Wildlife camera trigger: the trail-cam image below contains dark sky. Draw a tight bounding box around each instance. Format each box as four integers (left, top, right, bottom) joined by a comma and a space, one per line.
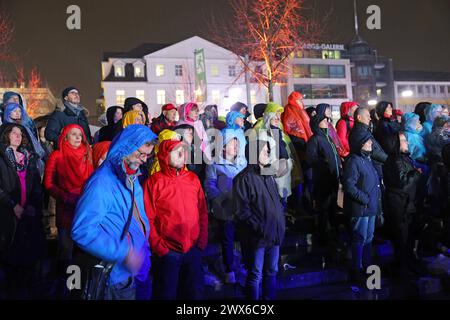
3, 0, 450, 116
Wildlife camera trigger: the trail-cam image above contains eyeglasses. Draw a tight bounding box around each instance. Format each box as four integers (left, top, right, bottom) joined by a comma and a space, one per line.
135, 148, 152, 161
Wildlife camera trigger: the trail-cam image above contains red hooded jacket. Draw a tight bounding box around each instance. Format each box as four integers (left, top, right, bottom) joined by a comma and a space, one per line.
143, 140, 208, 257
335, 102, 358, 158
282, 92, 313, 142
44, 124, 93, 229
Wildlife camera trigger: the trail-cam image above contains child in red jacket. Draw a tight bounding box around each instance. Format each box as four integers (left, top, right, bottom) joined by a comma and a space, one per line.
143, 139, 208, 300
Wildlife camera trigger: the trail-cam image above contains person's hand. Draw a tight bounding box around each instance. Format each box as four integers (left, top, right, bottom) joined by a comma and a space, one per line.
13, 204, 24, 220
124, 249, 144, 275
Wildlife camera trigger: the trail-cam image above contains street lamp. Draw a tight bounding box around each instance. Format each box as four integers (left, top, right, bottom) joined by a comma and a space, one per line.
368, 99, 377, 106
401, 90, 413, 98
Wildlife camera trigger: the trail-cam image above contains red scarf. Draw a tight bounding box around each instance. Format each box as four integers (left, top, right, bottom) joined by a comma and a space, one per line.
57, 124, 93, 194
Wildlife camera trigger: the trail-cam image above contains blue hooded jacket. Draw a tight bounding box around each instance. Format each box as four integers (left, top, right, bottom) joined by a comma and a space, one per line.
221, 111, 247, 169
205, 130, 244, 221
72, 124, 157, 285
402, 112, 426, 161
422, 104, 443, 138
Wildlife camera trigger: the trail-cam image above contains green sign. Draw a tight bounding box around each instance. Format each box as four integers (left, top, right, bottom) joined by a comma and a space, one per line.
194, 49, 207, 102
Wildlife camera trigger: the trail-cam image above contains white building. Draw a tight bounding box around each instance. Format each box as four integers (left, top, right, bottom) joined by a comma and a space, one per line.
101, 36, 278, 118
394, 71, 450, 113
284, 44, 353, 121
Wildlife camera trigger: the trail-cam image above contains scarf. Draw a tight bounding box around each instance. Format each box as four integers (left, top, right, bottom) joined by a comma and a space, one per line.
5, 146, 29, 172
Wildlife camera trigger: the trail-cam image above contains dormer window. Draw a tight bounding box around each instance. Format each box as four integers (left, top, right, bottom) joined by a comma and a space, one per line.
133, 61, 145, 78
114, 64, 125, 77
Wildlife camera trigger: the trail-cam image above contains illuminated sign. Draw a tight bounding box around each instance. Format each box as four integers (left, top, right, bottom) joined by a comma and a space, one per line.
303, 44, 346, 51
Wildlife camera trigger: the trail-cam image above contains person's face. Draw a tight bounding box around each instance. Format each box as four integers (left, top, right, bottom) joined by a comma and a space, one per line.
113, 109, 123, 123
125, 143, 154, 170
66, 128, 83, 148
310, 110, 317, 117
189, 107, 199, 121
183, 129, 194, 145
169, 144, 187, 169
7, 95, 20, 104
325, 107, 332, 118
270, 115, 280, 127
225, 138, 238, 159
385, 104, 393, 117
235, 117, 244, 128
319, 118, 328, 129
397, 115, 402, 123
164, 109, 177, 122
358, 109, 371, 126
211, 107, 218, 118
10, 107, 22, 121
361, 139, 373, 152
9, 127, 23, 148
132, 103, 143, 112
442, 107, 449, 117
239, 107, 247, 116
416, 121, 423, 133
399, 133, 408, 153
39, 126, 46, 141
258, 143, 270, 167
65, 90, 81, 104
134, 114, 144, 125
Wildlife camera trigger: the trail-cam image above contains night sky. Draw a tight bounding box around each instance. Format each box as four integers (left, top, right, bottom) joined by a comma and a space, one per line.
2, 0, 450, 116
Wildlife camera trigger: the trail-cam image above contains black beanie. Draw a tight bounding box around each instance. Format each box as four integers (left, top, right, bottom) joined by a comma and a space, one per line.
62, 86, 79, 100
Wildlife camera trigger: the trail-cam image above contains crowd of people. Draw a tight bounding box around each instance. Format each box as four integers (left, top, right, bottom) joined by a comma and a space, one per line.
0, 86, 449, 300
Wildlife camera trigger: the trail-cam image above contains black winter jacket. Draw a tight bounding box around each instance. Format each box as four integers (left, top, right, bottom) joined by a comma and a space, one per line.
233, 164, 285, 247
45, 102, 92, 145
343, 129, 381, 218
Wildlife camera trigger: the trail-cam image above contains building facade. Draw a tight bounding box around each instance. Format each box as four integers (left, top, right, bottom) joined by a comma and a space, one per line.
394, 71, 450, 113
101, 36, 278, 118
285, 43, 353, 120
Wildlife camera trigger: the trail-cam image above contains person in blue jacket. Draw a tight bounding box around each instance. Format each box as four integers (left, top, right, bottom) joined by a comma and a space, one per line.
344, 128, 381, 286
422, 104, 443, 139
71, 124, 157, 300
221, 111, 247, 170
402, 112, 427, 163
204, 130, 245, 284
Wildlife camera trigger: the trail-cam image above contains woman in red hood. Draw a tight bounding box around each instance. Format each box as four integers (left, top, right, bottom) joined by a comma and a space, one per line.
143, 139, 208, 300
282, 92, 313, 143
44, 124, 93, 267
335, 101, 359, 159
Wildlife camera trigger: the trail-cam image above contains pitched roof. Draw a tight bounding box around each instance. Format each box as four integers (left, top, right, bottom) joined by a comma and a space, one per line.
103, 43, 172, 61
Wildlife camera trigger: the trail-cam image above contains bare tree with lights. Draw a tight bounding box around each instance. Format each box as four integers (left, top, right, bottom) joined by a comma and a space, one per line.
209, 0, 327, 101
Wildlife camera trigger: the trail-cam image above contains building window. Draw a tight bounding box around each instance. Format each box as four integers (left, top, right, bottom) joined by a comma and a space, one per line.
157, 90, 166, 105
322, 50, 341, 59
115, 65, 125, 77
439, 85, 446, 95
116, 90, 125, 105
418, 85, 424, 96
228, 66, 236, 77
293, 84, 347, 99
175, 65, 183, 77
156, 64, 165, 77
250, 90, 257, 105
357, 66, 372, 77
134, 65, 144, 78
211, 65, 219, 77
175, 90, 185, 104
292, 65, 310, 78
310, 65, 329, 78
212, 90, 221, 104
431, 85, 437, 96
329, 65, 345, 78
447, 86, 450, 95
136, 90, 145, 102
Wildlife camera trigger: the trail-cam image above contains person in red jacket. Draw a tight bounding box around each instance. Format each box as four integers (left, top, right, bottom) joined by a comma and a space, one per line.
335, 101, 359, 159
143, 139, 208, 300
43, 124, 93, 297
